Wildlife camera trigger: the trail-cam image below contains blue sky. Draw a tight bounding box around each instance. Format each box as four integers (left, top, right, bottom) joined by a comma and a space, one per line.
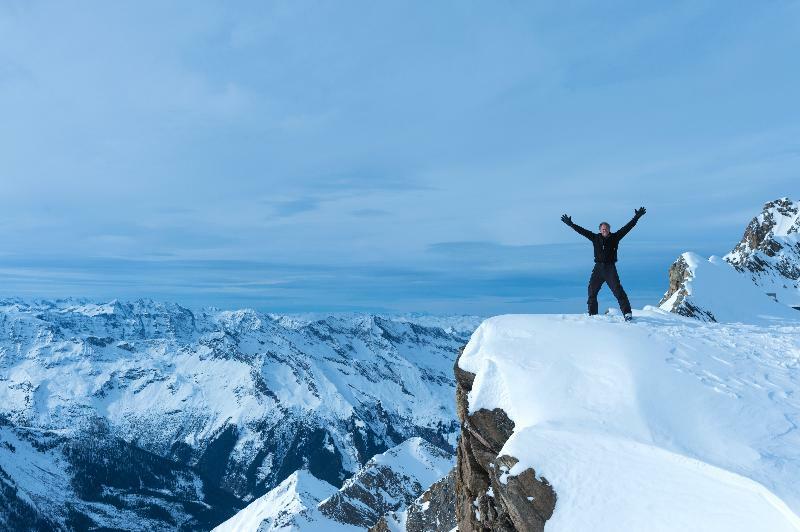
1, 1, 798, 314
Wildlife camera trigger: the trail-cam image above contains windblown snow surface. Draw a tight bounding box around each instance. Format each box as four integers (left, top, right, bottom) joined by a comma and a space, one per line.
459, 308, 800, 532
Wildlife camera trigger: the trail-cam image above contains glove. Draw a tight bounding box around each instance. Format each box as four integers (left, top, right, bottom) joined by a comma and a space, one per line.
634, 207, 646, 218
561, 214, 572, 225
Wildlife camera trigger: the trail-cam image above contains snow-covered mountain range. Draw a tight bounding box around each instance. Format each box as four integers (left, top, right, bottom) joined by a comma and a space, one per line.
0, 299, 479, 530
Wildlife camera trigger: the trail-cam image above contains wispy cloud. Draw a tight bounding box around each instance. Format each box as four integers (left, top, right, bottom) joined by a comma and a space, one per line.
266, 197, 322, 217
350, 208, 388, 218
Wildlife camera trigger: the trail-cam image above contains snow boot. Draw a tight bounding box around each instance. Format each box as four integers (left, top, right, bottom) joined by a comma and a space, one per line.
624, 313, 633, 322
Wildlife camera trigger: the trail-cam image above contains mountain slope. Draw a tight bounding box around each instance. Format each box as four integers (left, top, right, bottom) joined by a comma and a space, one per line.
319, 437, 452, 527
0, 418, 240, 531
456, 311, 800, 531
215, 437, 453, 531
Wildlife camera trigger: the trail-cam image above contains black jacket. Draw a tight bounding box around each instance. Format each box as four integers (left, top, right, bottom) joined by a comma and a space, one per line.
567, 215, 640, 263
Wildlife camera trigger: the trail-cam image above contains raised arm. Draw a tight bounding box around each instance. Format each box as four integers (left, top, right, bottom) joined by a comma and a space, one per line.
615, 207, 646, 240
561, 214, 594, 240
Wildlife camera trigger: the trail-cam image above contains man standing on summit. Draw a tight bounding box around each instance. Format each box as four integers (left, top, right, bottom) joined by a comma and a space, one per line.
561, 207, 646, 321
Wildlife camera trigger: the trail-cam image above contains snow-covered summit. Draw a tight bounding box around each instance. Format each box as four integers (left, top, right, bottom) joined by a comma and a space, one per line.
457, 311, 800, 531
724, 197, 800, 307
212, 469, 351, 532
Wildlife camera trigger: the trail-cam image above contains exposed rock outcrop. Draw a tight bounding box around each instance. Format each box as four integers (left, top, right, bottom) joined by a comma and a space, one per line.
319, 437, 452, 528
658, 254, 717, 321
369, 468, 457, 532
454, 350, 556, 531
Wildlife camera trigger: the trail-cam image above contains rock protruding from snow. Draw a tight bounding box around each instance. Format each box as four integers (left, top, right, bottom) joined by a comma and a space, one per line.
724, 197, 800, 307
318, 437, 453, 528
454, 349, 555, 532
658, 252, 798, 323
457, 313, 800, 532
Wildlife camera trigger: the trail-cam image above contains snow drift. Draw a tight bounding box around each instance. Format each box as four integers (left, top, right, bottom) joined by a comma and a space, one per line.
458, 310, 800, 531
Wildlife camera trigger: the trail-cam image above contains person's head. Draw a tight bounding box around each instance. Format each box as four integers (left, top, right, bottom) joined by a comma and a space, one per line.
599, 222, 610, 237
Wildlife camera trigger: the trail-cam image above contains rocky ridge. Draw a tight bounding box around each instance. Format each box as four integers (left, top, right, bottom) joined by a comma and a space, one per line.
318, 437, 452, 527
369, 468, 457, 532
214, 437, 452, 531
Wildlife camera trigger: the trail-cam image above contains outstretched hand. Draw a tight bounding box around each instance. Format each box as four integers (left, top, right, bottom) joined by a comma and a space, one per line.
561, 214, 572, 225
634, 206, 646, 218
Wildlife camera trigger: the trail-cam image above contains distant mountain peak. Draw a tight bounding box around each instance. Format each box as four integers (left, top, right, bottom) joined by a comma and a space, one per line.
212, 469, 343, 532
724, 197, 800, 306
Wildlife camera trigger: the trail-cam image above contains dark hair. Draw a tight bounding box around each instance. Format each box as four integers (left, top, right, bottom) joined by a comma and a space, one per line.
599, 222, 610, 230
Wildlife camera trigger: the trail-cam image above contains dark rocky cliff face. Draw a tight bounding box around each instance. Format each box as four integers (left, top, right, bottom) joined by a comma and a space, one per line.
454, 350, 556, 531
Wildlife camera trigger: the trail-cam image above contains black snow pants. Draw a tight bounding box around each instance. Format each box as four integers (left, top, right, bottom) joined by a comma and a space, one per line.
588, 263, 632, 316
